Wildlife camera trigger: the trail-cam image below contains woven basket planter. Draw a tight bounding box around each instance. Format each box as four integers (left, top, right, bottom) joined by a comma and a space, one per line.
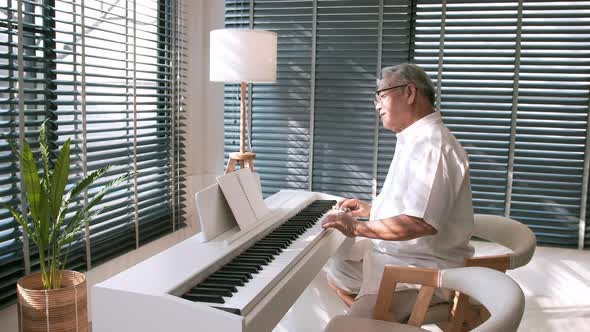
17, 270, 88, 332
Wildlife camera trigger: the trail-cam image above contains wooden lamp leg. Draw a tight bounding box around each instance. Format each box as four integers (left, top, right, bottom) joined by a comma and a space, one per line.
225, 158, 237, 173
225, 81, 256, 174
225, 152, 256, 174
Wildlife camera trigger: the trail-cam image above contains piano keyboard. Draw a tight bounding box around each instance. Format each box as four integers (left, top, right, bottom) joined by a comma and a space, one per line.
178, 200, 336, 315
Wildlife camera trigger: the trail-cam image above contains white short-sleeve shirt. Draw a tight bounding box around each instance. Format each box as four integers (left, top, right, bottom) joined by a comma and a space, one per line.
359, 111, 475, 297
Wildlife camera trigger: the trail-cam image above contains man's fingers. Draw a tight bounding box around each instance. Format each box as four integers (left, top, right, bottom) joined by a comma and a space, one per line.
336, 199, 354, 211
322, 218, 337, 228
322, 214, 343, 229
335, 199, 347, 209
321, 214, 335, 226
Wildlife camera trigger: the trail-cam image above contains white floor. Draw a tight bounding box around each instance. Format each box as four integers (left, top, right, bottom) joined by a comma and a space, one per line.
275, 242, 590, 332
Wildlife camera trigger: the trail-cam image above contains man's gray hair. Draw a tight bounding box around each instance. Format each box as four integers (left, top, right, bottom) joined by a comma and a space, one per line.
380, 63, 435, 106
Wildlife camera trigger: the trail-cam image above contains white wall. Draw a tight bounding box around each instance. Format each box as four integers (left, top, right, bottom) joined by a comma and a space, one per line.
184, 0, 226, 227
0, 1, 225, 330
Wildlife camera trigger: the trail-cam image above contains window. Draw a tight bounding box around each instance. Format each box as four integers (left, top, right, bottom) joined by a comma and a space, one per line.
415, 0, 590, 248
0, 0, 186, 308
224, 0, 590, 249
224, 0, 413, 200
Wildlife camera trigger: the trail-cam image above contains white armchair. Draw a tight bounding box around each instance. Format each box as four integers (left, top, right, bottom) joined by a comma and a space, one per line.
324, 266, 525, 332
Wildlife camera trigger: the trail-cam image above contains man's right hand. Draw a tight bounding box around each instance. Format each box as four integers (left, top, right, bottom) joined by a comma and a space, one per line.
335, 198, 371, 218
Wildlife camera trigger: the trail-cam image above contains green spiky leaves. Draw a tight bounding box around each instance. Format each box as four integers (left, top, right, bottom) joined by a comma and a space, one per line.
5, 121, 129, 289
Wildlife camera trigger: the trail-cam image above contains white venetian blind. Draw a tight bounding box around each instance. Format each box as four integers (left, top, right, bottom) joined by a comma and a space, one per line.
0, 0, 186, 307
224, 0, 590, 249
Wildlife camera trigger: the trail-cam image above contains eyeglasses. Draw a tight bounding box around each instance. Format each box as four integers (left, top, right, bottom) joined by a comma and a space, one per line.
374, 84, 409, 106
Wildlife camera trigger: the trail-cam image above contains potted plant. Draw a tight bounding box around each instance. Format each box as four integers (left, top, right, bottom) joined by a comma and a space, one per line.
6, 122, 127, 332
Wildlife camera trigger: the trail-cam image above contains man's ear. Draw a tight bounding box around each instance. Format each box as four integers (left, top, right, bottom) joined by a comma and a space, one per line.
406, 83, 417, 105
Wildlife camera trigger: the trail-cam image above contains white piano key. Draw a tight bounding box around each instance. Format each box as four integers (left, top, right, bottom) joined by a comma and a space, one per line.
214, 213, 332, 315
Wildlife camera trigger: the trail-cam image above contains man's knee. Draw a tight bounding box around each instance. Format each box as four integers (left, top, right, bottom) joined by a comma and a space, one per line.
325, 258, 362, 295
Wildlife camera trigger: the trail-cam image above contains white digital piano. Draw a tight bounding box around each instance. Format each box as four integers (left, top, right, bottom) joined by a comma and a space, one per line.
91, 176, 353, 332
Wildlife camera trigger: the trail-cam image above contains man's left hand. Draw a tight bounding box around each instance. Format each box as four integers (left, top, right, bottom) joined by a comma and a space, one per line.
321, 212, 359, 237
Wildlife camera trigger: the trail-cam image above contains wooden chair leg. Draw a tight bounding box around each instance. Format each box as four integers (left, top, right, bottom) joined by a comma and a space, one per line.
461, 303, 486, 331
445, 291, 469, 332
407, 286, 436, 327
477, 306, 491, 326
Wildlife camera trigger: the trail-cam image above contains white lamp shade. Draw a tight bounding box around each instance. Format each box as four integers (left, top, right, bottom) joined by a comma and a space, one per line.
210, 29, 277, 83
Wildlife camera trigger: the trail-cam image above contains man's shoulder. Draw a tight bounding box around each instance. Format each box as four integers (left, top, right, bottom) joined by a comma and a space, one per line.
413, 125, 470, 165
438, 125, 468, 154
412, 125, 445, 151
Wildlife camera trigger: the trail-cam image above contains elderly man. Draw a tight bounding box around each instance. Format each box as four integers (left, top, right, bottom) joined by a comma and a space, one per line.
321, 63, 474, 320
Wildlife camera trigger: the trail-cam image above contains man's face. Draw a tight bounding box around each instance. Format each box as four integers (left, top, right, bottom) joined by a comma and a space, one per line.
375, 79, 409, 133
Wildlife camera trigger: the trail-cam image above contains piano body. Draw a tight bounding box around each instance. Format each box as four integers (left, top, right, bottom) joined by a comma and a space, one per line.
91, 185, 353, 332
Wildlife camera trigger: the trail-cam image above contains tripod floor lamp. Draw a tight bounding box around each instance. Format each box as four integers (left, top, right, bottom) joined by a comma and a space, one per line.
209, 29, 277, 174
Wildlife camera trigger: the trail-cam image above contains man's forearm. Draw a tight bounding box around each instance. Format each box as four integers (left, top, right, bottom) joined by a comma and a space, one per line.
353, 214, 437, 241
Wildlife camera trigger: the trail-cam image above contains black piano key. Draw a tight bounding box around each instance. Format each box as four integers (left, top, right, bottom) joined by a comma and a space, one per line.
235, 254, 271, 261
237, 253, 273, 262
239, 251, 275, 257
246, 245, 281, 251
263, 234, 294, 241
212, 306, 241, 316
286, 222, 314, 228
247, 247, 281, 255
188, 287, 233, 297
266, 236, 295, 242
274, 223, 306, 228
282, 224, 312, 229
204, 277, 245, 286
261, 236, 292, 242
270, 228, 301, 235
178, 199, 338, 309
266, 230, 296, 236
210, 271, 250, 281
299, 214, 324, 218
232, 257, 269, 265
291, 216, 319, 221
288, 219, 316, 224
289, 222, 312, 226
278, 222, 310, 227
216, 269, 253, 280
225, 263, 261, 273
249, 248, 282, 256
270, 229, 300, 235
273, 230, 305, 237
183, 293, 225, 304
290, 216, 318, 221
256, 240, 289, 249
274, 227, 305, 234
243, 250, 279, 258
220, 266, 257, 276
277, 223, 308, 228
198, 282, 238, 293
252, 241, 286, 247
227, 260, 264, 270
